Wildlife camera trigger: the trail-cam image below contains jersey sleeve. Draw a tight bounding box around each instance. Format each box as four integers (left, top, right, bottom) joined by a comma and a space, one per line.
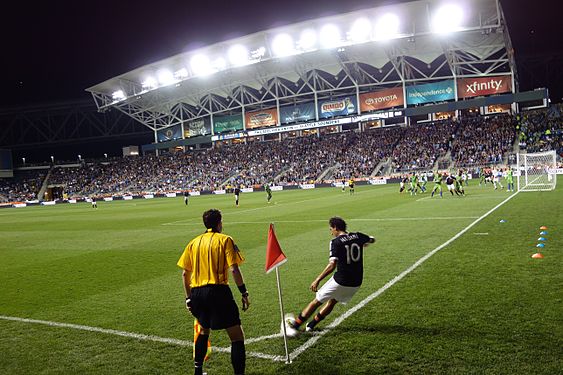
225, 237, 244, 267
177, 241, 193, 271
329, 240, 338, 263
357, 232, 373, 245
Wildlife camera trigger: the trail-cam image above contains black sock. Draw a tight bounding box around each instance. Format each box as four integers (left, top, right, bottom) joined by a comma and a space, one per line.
194, 333, 208, 375
307, 313, 325, 329
231, 340, 245, 375
294, 313, 307, 327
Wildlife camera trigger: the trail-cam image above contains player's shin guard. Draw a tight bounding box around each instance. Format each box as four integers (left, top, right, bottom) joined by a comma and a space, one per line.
194, 333, 209, 375
231, 340, 245, 375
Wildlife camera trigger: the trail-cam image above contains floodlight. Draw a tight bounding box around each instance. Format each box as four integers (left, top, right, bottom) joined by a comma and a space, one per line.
432, 4, 464, 34
349, 18, 372, 43
272, 33, 295, 57
319, 24, 342, 49
141, 77, 157, 90
190, 54, 212, 76
298, 29, 317, 50
174, 68, 189, 80
374, 13, 400, 40
157, 69, 176, 86
228, 44, 249, 66
112, 90, 125, 101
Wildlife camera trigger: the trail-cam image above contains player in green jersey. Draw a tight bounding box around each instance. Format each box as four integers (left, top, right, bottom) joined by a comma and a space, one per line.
431, 171, 443, 198
505, 167, 514, 192
410, 174, 418, 196
455, 170, 465, 196
479, 168, 485, 186
265, 183, 272, 203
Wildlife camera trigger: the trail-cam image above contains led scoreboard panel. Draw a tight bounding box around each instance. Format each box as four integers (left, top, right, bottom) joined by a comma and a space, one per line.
0, 149, 13, 178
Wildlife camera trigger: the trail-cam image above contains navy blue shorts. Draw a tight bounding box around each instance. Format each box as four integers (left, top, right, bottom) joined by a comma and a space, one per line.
190, 285, 241, 330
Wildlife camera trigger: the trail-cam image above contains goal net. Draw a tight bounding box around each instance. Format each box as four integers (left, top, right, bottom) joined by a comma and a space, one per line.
517, 150, 557, 191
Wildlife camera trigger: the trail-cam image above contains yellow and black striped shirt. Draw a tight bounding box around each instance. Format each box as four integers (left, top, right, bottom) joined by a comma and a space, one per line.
177, 229, 244, 287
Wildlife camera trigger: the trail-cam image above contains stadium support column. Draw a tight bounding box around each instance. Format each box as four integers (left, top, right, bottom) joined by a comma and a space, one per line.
153, 128, 159, 156
510, 70, 517, 114
453, 74, 459, 120
402, 81, 408, 126
356, 85, 362, 133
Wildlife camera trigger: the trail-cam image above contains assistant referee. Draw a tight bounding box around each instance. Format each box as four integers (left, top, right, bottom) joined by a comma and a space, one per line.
177, 209, 250, 375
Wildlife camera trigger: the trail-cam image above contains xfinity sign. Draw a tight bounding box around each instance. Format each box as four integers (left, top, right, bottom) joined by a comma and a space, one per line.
457, 75, 512, 99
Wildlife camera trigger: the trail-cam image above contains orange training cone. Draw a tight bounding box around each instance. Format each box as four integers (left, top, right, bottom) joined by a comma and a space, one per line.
531, 252, 544, 259
539, 226, 548, 230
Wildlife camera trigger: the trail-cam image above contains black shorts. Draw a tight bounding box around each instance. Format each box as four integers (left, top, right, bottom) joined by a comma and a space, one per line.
190, 285, 241, 330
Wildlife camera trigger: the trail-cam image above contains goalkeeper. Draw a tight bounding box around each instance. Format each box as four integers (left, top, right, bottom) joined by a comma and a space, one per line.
505, 166, 514, 192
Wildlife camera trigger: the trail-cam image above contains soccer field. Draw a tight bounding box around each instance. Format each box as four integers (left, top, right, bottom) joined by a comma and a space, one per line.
0, 183, 561, 374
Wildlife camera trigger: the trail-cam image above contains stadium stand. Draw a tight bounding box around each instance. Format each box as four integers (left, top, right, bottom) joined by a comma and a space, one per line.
0, 170, 46, 203
451, 114, 517, 167
519, 104, 563, 155
2, 111, 562, 203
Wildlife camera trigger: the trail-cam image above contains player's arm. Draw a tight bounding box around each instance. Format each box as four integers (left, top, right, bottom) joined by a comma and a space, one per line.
363, 236, 376, 247
310, 260, 336, 292
229, 264, 250, 311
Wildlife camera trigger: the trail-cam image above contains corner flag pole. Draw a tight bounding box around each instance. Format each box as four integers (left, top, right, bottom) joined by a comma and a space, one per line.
266, 222, 290, 364
275, 265, 291, 364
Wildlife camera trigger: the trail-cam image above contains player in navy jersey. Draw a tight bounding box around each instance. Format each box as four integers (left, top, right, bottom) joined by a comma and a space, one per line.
288, 217, 375, 331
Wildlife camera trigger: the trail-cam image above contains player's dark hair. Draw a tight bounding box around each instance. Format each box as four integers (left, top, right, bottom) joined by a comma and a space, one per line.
203, 209, 222, 231
329, 217, 347, 231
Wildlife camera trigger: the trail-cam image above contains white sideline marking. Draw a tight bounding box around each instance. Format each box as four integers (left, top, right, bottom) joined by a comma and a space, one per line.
163, 216, 479, 226
288, 191, 520, 362
473, 232, 489, 235
0, 315, 280, 361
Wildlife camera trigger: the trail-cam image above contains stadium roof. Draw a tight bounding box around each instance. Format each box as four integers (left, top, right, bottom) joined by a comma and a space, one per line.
87, 0, 514, 132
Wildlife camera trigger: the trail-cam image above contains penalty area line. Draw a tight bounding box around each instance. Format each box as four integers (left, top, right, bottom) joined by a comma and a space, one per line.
288, 191, 520, 362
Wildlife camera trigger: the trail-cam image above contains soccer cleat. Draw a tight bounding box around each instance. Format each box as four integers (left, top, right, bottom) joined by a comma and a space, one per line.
305, 326, 314, 332
286, 318, 299, 330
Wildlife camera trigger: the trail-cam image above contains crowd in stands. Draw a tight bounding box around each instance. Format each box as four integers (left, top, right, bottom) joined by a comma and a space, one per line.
2, 108, 561, 202
451, 114, 516, 167
391, 121, 458, 172
332, 127, 403, 180
518, 104, 563, 156
0, 170, 46, 203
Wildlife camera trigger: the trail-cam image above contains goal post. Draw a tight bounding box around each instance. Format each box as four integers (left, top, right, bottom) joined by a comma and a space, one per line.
516, 150, 557, 192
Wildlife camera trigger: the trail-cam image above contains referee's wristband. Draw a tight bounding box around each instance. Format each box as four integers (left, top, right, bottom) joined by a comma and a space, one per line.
237, 284, 248, 295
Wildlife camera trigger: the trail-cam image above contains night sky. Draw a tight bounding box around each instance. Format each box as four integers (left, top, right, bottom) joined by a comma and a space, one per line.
1, 0, 561, 108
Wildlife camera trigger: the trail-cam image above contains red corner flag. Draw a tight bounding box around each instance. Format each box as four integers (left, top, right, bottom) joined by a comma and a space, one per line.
265, 224, 287, 273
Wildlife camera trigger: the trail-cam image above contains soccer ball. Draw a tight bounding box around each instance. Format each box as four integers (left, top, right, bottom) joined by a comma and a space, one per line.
282, 313, 300, 338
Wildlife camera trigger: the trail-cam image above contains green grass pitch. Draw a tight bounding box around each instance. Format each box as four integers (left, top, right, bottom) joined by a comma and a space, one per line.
0, 183, 561, 374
